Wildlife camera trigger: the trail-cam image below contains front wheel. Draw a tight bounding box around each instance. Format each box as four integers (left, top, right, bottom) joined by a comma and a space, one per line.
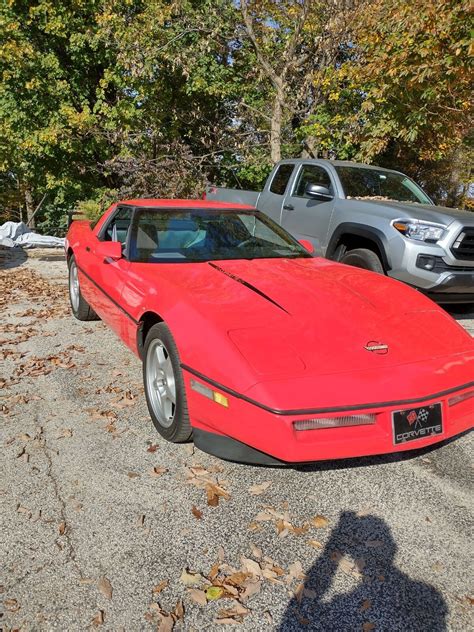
340, 248, 385, 274
143, 323, 192, 442
68, 256, 99, 321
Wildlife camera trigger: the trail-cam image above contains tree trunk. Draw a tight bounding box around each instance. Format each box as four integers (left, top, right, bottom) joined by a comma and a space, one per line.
270, 90, 284, 164
25, 186, 35, 228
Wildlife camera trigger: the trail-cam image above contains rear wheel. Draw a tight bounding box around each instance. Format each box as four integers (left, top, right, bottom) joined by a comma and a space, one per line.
143, 323, 192, 442
340, 248, 385, 274
68, 256, 99, 320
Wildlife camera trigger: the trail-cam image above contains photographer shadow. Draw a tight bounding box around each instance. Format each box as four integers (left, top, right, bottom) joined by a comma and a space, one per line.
279, 511, 447, 631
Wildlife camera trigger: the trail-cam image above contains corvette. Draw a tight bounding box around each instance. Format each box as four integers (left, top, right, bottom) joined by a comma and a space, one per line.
65, 199, 474, 464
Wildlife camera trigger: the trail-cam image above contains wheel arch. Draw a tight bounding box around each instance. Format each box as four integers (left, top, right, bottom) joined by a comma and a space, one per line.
326, 223, 392, 271
137, 311, 165, 359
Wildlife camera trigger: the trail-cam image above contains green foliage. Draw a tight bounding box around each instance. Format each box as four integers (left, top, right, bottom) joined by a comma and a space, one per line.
0, 0, 471, 222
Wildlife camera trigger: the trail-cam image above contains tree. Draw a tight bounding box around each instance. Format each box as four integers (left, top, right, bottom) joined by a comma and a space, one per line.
349, 0, 472, 162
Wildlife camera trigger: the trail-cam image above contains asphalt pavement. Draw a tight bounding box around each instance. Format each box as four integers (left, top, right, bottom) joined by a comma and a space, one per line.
1, 249, 473, 631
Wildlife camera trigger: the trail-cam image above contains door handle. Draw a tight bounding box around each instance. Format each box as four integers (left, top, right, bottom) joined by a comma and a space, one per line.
283, 204, 294, 211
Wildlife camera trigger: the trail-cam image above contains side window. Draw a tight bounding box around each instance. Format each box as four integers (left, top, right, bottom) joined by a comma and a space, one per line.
294, 165, 332, 198
101, 207, 133, 245
269, 164, 294, 195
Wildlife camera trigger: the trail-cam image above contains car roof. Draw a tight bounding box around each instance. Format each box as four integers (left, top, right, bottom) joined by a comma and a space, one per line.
120, 198, 255, 210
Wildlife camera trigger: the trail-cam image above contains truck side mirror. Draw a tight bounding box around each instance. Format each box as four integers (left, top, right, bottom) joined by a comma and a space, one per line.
305, 183, 333, 201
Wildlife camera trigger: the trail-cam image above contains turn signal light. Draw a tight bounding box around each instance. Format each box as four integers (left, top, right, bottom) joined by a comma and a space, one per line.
190, 379, 229, 407
448, 389, 474, 407
293, 414, 376, 431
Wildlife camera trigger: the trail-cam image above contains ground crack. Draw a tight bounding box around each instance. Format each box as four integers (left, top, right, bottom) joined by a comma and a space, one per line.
37, 425, 86, 580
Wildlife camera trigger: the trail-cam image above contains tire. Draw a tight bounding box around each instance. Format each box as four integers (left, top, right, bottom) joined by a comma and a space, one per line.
68, 255, 99, 321
143, 322, 192, 443
340, 248, 385, 274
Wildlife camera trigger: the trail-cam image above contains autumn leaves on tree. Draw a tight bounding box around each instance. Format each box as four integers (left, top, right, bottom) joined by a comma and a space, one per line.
0, 0, 471, 229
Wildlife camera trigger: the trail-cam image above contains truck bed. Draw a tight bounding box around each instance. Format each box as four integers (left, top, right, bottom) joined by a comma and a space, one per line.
204, 186, 260, 208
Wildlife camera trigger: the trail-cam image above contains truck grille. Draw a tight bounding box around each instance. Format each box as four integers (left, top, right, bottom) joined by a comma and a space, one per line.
451, 227, 474, 260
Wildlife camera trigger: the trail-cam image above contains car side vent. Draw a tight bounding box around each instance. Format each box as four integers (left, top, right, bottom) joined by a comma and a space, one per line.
208, 262, 290, 314
451, 227, 474, 260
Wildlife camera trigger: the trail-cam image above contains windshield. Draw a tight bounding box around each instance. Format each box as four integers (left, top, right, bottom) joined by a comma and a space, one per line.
335, 166, 432, 205
128, 208, 311, 263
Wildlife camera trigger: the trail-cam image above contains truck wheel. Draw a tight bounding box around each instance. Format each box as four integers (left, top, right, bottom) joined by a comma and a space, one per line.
341, 248, 385, 274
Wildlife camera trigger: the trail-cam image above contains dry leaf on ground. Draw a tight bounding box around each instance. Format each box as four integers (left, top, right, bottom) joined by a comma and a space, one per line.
248, 481, 271, 495
98, 576, 113, 599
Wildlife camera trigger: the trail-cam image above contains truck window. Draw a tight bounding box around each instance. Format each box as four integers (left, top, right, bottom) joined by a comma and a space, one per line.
269, 164, 294, 195
294, 165, 332, 198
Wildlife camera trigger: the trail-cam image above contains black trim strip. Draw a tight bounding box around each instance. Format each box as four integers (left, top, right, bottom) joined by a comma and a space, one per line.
181, 364, 474, 416
77, 264, 139, 325
208, 262, 290, 314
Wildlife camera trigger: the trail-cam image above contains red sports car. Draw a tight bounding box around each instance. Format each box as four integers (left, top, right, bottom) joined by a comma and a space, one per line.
65, 199, 474, 464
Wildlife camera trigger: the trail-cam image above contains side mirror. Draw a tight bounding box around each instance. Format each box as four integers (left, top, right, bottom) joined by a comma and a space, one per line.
95, 240, 122, 260
299, 239, 315, 254
305, 183, 333, 201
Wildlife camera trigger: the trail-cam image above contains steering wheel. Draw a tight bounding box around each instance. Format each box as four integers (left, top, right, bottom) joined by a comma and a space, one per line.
236, 237, 255, 249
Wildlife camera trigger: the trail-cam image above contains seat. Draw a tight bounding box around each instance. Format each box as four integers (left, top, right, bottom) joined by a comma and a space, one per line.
131, 222, 159, 261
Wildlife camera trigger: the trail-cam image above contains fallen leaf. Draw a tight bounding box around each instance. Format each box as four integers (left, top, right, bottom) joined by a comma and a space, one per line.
250, 544, 262, 559
241, 557, 261, 577
4, 598, 19, 612
206, 586, 224, 601
189, 588, 207, 605
307, 539, 323, 549
360, 599, 371, 612
57, 428, 73, 438
311, 515, 329, 528
150, 466, 168, 477
147, 444, 159, 452
152, 580, 169, 594
237, 579, 262, 600
192, 505, 203, 520
127, 471, 140, 478
98, 576, 113, 600
180, 569, 203, 586
248, 481, 271, 495
174, 599, 184, 620
157, 613, 174, 632
362, 623, 375, 631
58, 521, 66, 535
92, 610, 105, 626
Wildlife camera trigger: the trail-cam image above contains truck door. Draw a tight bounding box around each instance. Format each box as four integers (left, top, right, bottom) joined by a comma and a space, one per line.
257, 163, 295, 223
280, 164, 335, 255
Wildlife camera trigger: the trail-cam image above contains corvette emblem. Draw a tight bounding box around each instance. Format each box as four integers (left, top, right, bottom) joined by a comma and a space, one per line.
364, 341, 389, 355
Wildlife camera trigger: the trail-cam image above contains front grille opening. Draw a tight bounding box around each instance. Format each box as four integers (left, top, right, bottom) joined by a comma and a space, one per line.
451, 228, 474, 260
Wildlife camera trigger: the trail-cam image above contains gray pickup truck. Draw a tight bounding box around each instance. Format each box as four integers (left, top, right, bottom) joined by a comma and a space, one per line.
205, 159, 474, 303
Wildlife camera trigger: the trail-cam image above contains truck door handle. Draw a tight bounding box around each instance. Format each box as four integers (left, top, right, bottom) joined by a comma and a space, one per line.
283, 204, 294, 211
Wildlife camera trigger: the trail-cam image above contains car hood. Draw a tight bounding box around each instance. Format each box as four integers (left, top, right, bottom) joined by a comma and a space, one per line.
152, 257, 472, 382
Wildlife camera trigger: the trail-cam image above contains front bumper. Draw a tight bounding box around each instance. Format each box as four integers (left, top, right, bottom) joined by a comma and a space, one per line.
388, 230, 474, 303
184, 369, 473, 464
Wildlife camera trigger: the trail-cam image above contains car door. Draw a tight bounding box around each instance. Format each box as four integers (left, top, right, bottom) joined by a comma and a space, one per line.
257, 162, 295, 223
89, 206, 133, 338
280, 164, 335, 254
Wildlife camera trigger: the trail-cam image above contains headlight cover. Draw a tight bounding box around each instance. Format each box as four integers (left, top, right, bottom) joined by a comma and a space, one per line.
392, 219, 446, 243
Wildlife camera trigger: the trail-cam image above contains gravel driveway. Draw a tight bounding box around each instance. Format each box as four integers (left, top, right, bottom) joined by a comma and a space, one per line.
1, 249, 473, 631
